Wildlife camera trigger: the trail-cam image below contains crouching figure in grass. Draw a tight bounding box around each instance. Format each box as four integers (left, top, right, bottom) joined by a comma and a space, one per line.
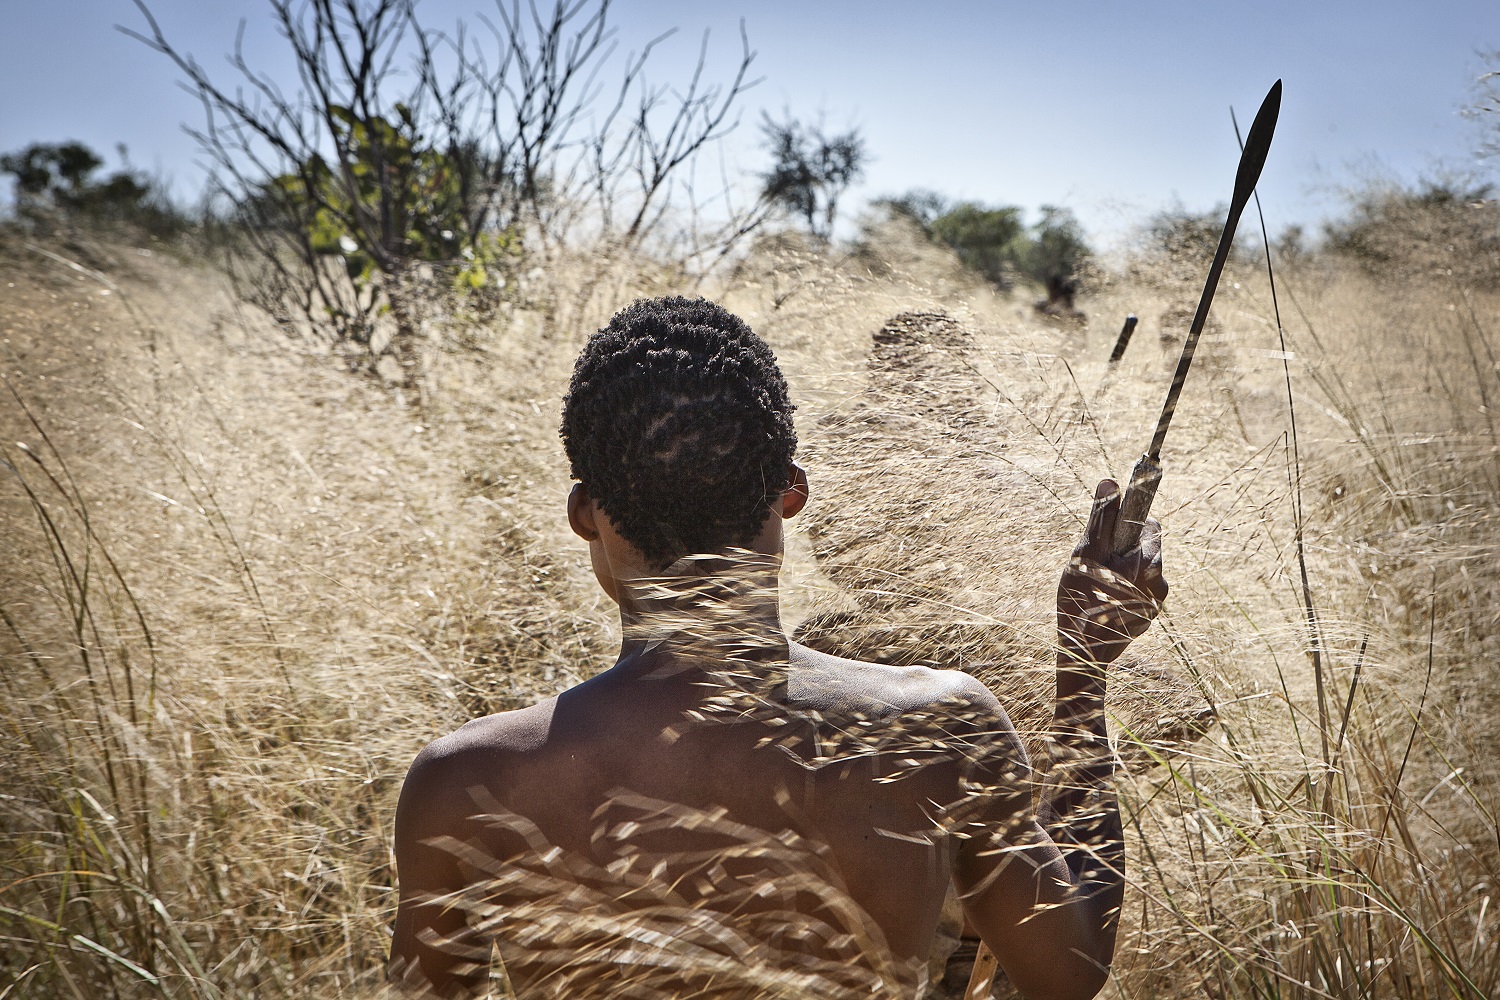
388, 297, 1167, 1000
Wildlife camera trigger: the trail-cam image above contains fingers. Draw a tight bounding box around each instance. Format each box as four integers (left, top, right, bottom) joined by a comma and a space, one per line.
1069, 511, 1167, 604
1071, 483, 1168, 609
1081, 479, 1120, 557
1137, 518, 1169, 604
1060, 493, 1169, 663
1137, 516, 1161, 564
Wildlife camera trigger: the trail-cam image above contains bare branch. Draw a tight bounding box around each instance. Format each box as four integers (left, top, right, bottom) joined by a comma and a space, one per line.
122, 0, 768, 351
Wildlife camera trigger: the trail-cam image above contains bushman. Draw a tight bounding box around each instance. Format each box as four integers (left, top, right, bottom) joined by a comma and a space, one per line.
389, 297, 1167, 999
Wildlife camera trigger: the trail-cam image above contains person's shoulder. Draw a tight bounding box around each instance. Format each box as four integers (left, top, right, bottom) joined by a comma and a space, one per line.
408, 698, 558, 782
787, 641, 1005, 719
785, 642, 1029, 775
395, 699, 560, 834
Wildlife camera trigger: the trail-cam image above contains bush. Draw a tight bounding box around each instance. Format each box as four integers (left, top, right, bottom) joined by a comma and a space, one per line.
1126, 204, 1231, 289
873, 191, 1092, 299
125, 0, 758, 355
1323, 179, 1500, 289
0, 140, 189, 236
928, 202, 1024, 287
1012, 204, 1091, 301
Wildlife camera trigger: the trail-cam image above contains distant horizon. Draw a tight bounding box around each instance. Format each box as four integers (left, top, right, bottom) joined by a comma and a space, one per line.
2, 1, 1494, 248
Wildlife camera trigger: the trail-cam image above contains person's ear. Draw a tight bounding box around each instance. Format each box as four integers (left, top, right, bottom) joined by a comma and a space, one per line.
780, 462, 809, 519
568, 483, 600, 541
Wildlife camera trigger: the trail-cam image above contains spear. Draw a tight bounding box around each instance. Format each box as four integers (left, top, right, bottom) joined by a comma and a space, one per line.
1112, 79, 1282, 554
963, 80, 1283, 1000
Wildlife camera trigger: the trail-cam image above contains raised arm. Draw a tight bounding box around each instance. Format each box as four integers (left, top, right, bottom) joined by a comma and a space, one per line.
953, 479, 1166, 1000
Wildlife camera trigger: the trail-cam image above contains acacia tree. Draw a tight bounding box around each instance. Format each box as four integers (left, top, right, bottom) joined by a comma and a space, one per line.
0, 141, 184, 234
123, 0, 759, 366
1, 143, 116, 216
758, 113, 865, 241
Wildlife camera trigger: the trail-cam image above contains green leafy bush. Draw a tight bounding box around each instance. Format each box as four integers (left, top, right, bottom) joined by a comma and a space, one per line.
876, 191, 1092, 297
928, 202, 1024, 287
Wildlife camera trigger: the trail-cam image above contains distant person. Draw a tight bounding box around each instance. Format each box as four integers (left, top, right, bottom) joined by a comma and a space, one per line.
388, 297, 1167, 999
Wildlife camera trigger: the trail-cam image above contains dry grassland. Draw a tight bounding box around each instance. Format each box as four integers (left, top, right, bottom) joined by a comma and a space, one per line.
2, 217, 1497, 998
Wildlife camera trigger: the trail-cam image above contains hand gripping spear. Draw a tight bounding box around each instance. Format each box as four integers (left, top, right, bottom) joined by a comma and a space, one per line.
1111, 79, 1282, 554
962, 81, 1282, 1000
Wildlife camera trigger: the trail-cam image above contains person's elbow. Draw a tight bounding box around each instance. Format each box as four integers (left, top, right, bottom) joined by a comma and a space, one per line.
1058, 966, 1110, 1000
1012, 955, 1110, 1000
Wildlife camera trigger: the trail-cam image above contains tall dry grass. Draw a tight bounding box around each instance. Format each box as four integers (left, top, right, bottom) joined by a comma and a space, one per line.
1, 214, 1497, 999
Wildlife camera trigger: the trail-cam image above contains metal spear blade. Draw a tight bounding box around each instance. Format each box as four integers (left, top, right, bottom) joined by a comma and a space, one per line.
1112, 79, 1282, 555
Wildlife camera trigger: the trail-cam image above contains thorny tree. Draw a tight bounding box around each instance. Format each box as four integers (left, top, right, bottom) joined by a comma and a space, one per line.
123, 0, 761, 382
758, 113, 866, 242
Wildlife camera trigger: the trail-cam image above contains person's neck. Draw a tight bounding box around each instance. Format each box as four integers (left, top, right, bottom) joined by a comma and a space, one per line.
614, 549, 787, 662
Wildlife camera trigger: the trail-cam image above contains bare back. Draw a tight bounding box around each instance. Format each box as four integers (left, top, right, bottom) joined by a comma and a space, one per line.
391, 639, 1030, 998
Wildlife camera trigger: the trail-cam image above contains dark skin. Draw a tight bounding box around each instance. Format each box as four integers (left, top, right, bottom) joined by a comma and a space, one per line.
389, 468, 1166, 1000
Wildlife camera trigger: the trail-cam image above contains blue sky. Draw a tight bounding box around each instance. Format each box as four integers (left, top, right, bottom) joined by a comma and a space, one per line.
1, 1, 1495, 244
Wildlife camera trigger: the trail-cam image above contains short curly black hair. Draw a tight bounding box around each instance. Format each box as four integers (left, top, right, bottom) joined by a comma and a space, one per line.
560, 296, 798, 568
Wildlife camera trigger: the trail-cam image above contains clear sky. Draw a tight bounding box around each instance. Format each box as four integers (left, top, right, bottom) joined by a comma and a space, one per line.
2, 0, 1495, 245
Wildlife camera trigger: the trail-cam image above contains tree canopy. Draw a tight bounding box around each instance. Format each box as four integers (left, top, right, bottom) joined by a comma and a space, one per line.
759, 114, 866, 241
